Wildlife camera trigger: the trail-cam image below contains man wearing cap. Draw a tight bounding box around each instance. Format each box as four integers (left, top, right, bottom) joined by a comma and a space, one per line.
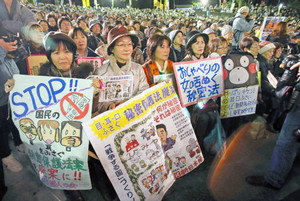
232, 6, 254, 49
88, 19, 104, 51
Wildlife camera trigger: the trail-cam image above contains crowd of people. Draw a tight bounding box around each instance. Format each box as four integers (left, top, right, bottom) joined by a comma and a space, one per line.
1, 0, 300, 200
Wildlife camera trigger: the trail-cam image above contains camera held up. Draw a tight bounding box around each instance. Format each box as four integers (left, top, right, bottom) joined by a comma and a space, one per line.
2, 32, 29, 63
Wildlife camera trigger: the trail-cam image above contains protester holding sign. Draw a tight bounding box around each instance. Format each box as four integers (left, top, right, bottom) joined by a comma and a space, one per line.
142, 34, 174, 87
180, 31, 222, 151
95, 25, 149, 113
37, 31, 106, 200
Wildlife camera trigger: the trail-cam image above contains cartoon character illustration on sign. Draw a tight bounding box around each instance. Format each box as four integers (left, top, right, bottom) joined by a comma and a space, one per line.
60, 121, 82, 151
174, 157, 182, 167
186, 138, 201, 158
142, 178, 150, 189
19, 118, 38, 145
37, 120, 60, 148
125, 134, 139, 152
156, 124, 176, 152
222, 53, 258, 89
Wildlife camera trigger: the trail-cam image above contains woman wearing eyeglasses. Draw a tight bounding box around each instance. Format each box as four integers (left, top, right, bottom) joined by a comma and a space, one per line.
209, 37, 229, 57
95, 25, 149, 113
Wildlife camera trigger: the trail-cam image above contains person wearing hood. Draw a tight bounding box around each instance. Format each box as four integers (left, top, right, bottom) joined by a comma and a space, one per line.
168, 30, 186, 62
232, 6, 254, 49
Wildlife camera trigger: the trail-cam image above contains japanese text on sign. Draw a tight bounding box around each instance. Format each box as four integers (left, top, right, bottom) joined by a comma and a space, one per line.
220, 86, 259, 118
173, 57, 224, 107
90, 82, 177, 140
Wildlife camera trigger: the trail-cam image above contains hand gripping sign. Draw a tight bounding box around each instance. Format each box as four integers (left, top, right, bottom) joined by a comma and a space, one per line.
9, 75, 93, 190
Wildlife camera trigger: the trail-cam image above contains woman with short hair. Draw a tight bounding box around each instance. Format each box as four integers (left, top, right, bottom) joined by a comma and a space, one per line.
142, 34, 174, 87
95, 25, 149, 112
69, 27, 99, 58
183, 30, 209, 61
209, 36, 228, 57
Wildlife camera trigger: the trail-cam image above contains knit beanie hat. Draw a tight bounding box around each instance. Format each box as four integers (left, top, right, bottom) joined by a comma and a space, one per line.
238, 6, 250, 14
258, 41, 275, 55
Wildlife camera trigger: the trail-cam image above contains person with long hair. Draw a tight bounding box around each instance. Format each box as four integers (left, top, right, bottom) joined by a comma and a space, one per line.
266, 21, 290, 48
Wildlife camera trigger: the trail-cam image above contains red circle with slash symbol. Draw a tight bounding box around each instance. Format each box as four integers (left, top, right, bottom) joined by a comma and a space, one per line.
60, 92, 89, 120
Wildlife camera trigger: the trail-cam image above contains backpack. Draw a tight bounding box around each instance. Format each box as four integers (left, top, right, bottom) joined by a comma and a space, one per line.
227, 16, 242, 26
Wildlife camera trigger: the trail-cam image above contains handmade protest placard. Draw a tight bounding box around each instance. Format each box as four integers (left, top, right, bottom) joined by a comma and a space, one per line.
83, 82, 203, 201
9, 74, 93, 190
76, 57, 103, 72
87, 75, 133, 102
259, 16, 285, 41
220, 85, 259, 118
26, 54, 48, 75
173, 57, 224, 107
222, 53, 259, 89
